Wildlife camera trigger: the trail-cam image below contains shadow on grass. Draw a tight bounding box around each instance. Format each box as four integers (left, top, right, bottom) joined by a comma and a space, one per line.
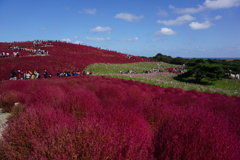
173, 76, 214, 85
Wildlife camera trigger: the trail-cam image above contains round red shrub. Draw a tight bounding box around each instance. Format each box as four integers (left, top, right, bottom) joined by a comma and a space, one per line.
1, 107, 76, 159
93, 106, 154, 159
61, 89, 101, 119
154, 107, 240, 160
123, 85, 154, 111
0, 90, 25, 112
26, 85, 66, 108
95, 83, 127, 107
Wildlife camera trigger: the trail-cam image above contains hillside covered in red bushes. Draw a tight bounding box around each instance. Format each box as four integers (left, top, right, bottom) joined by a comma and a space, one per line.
0, 76, 239, 159
0, 40, 147, 80
0, 40, 239, 159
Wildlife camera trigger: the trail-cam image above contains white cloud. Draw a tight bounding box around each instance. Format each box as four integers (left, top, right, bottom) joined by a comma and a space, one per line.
85, 37, 111, 41
204, 0, 240, 9
115, 13, 144, 22
169, 5, 204, 14
74, 36, 79, 39
79, 8, 96, 15
126, 37, 139, 41
90, 26, 112, 32
74, 41, 82, 44
157, 15, 196, 26
156, 28, 176, 36
215, 15, 222, 20
189, 21, 212, 30
157, 9, 168, 16
169, 0, 240, 15
61, 39, 71, 43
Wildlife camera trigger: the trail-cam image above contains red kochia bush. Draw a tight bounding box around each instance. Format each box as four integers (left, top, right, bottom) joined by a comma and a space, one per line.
0, 90, 25, 112
1, 107, 76, 159
154, 107, 240, 160
26, 85, 66, 108
93, 106, 154, 159
95, 83, 127, 107
0, 76, 239, 159
1, 106, 153, 159
61, 89, 101, 119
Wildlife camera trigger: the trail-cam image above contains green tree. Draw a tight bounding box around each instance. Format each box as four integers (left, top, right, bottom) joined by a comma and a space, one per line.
177, 59, 225, 83
150, 53, 173, 63
172, 57, 187, 65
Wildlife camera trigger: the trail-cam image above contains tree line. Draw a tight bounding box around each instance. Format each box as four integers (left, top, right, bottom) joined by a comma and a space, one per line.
148, 53, 240, 83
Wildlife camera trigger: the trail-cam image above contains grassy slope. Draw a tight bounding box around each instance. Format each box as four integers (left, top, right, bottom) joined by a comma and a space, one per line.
85, 62, 178, 73
85, 62, 240, 97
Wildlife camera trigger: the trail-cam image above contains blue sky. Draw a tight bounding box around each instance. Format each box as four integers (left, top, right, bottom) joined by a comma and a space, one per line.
0, 0, 240, 58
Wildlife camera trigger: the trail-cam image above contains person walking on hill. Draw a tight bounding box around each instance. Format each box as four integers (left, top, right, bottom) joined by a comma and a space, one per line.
17, 70, 23, 80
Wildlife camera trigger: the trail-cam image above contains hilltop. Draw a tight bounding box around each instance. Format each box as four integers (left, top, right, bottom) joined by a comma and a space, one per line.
0, 40, 148, 80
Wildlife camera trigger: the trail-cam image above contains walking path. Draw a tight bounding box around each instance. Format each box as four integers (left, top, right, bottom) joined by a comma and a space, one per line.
0, 108, 11, 139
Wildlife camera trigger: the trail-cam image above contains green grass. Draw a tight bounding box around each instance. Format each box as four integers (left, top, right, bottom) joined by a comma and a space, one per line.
85, 62, 179, 74
85, 62, 240, 97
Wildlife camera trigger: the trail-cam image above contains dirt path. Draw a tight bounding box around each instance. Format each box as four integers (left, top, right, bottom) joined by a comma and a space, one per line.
0, 108, 11, 139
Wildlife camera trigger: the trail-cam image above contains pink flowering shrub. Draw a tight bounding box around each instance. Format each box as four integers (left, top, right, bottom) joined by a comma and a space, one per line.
0, 76, 239, 159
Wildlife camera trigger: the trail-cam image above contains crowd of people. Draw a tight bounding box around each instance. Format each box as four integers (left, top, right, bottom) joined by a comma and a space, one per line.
1, 52, 11, 57
57, 70, 93, 77
1, 51, 21, 58
8, 70, 93, 80
119, 68, 164, 74
8, 45, 49, 55
9, 70, 51, 80
0, 41, 49, 59
1, 47, 48, 59
126, 54, 136, 60
33, 40, 43, 47
33, 40, 52, 47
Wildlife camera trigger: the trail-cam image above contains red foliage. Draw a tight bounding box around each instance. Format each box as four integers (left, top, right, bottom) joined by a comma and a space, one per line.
0, 42, 239, 159
0, 90, 25, 112
61, 89, 101, 119
0, 76, 239, 159
154, 107, 240, 160
0, 41, 148, 80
